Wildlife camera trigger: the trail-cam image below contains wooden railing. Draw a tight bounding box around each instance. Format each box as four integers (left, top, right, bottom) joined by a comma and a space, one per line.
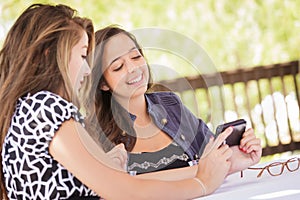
153, 60, 300, 156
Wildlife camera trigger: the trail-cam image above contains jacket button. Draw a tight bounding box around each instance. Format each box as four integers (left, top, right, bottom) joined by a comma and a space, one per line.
161, 118, 168, 125
180, 134, 186, 141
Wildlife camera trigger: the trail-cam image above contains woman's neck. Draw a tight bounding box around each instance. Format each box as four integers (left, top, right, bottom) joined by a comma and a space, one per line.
115, 94, 148, 123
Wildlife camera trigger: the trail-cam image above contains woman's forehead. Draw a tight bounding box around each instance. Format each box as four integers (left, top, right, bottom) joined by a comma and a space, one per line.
102, 33, 137, 66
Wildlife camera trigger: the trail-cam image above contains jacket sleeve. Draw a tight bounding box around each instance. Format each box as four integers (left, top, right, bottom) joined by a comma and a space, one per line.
168, 92, 214, 157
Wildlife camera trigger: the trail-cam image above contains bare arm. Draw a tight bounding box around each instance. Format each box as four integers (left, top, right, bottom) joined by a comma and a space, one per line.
139, 127, 262, 185
49, 119, 203, 199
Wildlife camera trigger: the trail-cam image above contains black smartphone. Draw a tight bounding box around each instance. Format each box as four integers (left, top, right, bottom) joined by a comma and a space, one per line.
215, 119, 246, 146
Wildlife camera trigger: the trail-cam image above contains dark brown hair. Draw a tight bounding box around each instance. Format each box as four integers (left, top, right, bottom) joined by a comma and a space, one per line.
90, 25, 153, 152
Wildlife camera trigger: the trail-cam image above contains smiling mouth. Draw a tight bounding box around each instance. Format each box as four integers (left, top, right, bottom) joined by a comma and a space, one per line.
127, 74, 143, 85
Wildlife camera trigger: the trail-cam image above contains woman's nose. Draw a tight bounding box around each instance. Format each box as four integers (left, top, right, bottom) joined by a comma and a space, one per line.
125, 60, 137, 73
83, 60, 91, 76
85, 66, 91, 76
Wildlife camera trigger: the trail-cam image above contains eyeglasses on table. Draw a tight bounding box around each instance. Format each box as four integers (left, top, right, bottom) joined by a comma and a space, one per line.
240, 157, 300, 178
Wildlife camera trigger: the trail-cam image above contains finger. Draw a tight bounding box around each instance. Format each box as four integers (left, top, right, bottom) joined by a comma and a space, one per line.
205, 136, 215, 149
214, 126, 233, 149
201, 136, 215, 158
240, 133, 256, 148
116, 143, 127, 155
242, 128, 254, 137
107, 143, 128, 164
115, 155, 127, 170
111, 143, 127, 155
107, 143, 123, 154
114, 143, 126, 150
223, 147, 233, 160
111, 153, 128, 170
250, 148, 262, 162
240, 128, 256, 147
111, 157, 125, 169
217, 144, 230, 154
115, 143, 128, 163
241, 138, 261, 153
217, 145, 233, 162
245, 140, 262, 154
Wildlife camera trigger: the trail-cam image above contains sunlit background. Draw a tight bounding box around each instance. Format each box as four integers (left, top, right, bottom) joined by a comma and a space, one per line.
1, 0, 300, 72
1, 0, 300, 161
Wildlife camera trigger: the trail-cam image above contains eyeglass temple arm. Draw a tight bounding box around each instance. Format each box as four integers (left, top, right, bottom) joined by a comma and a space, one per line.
248, 167, 265, 178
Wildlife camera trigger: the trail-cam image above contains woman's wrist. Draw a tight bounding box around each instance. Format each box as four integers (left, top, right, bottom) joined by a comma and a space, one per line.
193, 177, 207, 196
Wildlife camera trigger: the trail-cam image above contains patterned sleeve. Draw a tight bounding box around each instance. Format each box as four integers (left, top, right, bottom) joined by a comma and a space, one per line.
16, 91, 84, 156
2, 91, 89, 199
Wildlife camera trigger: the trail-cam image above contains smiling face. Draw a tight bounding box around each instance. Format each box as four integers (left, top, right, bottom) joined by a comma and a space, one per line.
101, 33, 149, 102
69, 30, 91, 92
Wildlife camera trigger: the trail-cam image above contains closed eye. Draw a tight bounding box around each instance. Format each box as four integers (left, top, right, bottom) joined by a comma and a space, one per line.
132, 55, 142, 59
113, 64, 123, 71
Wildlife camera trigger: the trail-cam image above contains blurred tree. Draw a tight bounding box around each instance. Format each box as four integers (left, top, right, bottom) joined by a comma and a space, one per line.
1, 0, 299, 76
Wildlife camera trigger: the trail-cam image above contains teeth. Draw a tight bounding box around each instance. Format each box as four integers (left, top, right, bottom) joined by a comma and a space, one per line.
128, 75, 142, 84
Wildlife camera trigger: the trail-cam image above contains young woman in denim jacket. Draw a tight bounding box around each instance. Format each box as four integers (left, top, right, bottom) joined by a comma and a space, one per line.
91, 25, 262, 176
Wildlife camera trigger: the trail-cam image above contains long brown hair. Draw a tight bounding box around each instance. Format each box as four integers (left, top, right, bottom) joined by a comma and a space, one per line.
90, 26, 153, 152
0, 4, 94, 199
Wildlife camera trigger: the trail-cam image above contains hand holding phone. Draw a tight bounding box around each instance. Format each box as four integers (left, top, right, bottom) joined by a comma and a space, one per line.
215, 119, 246, 146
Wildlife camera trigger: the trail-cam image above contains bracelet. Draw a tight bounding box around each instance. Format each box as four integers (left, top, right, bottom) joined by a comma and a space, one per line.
193, 177, 206, 196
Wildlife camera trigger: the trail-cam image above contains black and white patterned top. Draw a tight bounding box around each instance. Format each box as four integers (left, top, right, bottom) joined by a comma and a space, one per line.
1, 91, 98, 199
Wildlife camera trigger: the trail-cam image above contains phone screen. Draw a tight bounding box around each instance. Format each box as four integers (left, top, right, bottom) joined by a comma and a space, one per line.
215, 119, 246, 146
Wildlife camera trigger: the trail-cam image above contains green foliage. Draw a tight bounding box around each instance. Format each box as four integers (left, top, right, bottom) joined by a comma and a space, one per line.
1, 0, 299, 75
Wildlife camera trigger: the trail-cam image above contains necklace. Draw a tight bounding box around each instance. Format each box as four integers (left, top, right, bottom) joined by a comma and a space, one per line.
134, 121, 162, 140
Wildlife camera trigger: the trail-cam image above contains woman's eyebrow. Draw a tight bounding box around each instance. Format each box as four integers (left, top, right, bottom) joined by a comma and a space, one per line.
108, 47, 137, 66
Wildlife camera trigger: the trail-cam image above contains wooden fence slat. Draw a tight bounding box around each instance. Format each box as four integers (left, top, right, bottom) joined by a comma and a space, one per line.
154, 60, 300, 156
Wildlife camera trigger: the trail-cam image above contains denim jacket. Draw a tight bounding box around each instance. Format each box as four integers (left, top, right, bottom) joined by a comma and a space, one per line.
129, 91, 213, 159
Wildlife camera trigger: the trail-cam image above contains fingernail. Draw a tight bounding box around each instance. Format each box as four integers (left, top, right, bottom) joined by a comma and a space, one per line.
239, 146, 246, 152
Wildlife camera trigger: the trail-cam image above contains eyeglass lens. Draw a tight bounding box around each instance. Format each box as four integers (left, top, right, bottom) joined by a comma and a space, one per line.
286, 158, 300, 172
249, 157, 300, 178
265, 158, 300, 177
267, 162, 284, 176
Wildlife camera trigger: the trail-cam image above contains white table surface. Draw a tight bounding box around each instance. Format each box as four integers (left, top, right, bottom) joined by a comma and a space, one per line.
195, 156, 300, 200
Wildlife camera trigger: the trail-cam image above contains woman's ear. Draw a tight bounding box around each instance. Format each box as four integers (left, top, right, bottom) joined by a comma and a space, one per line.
100, 81, 110, 91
